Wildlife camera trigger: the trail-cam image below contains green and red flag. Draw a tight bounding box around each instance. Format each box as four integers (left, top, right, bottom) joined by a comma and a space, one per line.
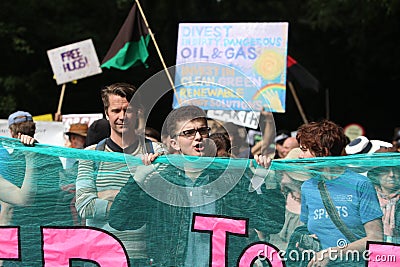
101, 3, 150, 70
287, 55, 320, 93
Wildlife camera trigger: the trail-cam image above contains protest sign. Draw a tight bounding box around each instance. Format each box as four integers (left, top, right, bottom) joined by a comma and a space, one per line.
207, 110, 260, 129
0, 119, 64, 146
47, 39, 102, 85
1, 114, 102, 147
174, 23, 288, 113
33, 114, 53, 121
61, 113, 103, 132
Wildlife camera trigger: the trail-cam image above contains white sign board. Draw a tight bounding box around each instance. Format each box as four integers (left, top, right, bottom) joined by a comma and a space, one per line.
0, 120, 65, 147
207, 110, 260, 129
62, 113, 104, 132
0, 113, 103, 147
47, 39, 102, 85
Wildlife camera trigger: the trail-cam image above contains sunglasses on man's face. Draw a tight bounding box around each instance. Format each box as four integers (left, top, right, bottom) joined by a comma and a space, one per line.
176, 127, 210, 139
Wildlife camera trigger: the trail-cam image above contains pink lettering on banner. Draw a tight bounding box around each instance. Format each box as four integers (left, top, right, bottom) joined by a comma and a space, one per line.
238, 242, 283, 267
0, 227, 19, 260
192, 213, 248, 267
42, 227, 129, 267
367, 241, 400, 267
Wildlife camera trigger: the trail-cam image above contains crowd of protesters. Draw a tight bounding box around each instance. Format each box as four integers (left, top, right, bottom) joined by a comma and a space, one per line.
0, 81, 399, 266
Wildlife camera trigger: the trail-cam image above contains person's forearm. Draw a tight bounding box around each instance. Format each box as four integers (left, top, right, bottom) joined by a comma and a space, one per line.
0, 155, 36, 205
324, 219, 383, 259
75, 159, 102, 219
0, 201, 13, 225
19, 154, 37, 204
260, 115, 275, 156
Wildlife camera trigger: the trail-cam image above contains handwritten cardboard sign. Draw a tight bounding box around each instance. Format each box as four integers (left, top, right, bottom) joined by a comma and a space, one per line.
47, 39, 102, 85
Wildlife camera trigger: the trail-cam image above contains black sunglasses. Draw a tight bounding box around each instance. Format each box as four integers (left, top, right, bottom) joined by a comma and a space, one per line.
176, 127, 211, 139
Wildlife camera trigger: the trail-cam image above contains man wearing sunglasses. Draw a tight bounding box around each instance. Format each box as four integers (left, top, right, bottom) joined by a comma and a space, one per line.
110, 105, 285, 267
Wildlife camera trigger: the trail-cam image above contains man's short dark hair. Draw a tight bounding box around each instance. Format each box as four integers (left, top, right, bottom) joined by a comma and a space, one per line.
166, 105, 207, 138
101, 83, 137, 113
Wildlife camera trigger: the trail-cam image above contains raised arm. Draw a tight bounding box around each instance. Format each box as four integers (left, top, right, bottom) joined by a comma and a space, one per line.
0, 135, 37, 205
0, 169, 35, 205
259, 111, 276, 157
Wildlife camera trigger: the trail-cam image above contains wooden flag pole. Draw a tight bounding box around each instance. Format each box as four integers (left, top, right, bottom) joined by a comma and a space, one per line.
134, 0, 179, 102
55, 83, 66, 121
288, 81, 308, 124
325, 88, 330, 120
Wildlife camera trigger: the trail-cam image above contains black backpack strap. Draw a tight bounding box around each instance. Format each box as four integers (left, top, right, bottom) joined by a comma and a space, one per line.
144, 138, 154, 154
95, 138, 108, 151
93, 138, 108, 180
318, 180, 358, 243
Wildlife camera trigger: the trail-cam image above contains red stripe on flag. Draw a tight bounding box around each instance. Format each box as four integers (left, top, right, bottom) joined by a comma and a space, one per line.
287, 55, 297, 68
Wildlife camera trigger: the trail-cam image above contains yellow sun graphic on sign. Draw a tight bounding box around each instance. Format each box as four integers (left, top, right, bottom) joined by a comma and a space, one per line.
253, 50, 284, 80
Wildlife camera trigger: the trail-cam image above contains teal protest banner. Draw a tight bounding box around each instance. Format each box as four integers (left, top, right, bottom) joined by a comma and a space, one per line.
1, 136, 399, 266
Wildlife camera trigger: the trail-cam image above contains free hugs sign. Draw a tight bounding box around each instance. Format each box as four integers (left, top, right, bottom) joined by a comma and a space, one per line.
47, 39, 102, 85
